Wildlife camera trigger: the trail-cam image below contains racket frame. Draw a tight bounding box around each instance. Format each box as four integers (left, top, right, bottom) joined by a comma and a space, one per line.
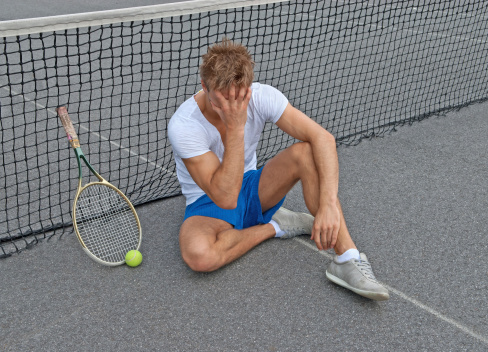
57, 107, 142, 266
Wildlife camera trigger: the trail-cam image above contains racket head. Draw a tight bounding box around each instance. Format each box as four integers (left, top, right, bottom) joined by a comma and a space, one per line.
73, 180, 142, 266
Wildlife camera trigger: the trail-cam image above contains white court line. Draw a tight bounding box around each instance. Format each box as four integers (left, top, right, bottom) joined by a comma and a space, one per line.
328, 0, 488, 45
286, 3, 487, 45
390, 4, 488, 22
4, 87, 176, 178
293, 237, 488, 346
352, 19, 488, 45
337, 0, 488, 22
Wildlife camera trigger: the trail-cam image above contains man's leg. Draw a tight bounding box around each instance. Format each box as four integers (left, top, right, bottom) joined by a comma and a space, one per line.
179, 216, 275, 272
259, 141, 355, 255
259, 141, 389, 300
179, 141, 355, 272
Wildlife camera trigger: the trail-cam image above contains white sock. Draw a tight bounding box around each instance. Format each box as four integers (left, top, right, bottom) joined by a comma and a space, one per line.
336, 248, 360, 263
269, 220, 285, 238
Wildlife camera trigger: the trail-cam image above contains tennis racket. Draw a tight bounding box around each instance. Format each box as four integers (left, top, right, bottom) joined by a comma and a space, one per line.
57, 106, 141, 266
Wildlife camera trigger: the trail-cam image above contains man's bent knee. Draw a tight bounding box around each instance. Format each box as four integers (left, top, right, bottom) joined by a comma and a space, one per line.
290, 142, 313, 159
179, 217, 232, 272
289, 142, 315, 170
181, 242, 221, 272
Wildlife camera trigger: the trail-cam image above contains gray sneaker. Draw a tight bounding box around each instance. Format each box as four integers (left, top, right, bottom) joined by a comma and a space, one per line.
326, 253, 390, 301
271, 207, 314, 239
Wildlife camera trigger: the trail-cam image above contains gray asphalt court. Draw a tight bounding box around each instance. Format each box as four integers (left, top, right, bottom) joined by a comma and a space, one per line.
1, 1, 488, 351
2, 101, 487, 351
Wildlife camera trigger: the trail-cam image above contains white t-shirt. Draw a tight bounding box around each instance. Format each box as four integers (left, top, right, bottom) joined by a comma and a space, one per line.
168, 82, 288, 205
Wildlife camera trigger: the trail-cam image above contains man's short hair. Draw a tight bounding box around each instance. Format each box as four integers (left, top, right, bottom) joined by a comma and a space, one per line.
200, 38, 254, 92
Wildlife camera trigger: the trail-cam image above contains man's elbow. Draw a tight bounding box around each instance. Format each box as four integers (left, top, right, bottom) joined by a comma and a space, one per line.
309, 126, 335, 145
206, 181, 241, 209
216, 197, 238, 210
212, 193, 239, 210
322, 129, 335, 144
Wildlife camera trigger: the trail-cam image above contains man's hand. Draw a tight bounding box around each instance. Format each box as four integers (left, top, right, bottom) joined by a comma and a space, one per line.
210, 85, 252, 130
310, 202, 341, 250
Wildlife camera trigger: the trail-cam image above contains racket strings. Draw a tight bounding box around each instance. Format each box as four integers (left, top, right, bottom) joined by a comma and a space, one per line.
75, 184, 140, 263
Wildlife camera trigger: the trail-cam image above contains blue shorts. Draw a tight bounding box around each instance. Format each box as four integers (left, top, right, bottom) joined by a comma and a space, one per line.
183, 167, 285, 229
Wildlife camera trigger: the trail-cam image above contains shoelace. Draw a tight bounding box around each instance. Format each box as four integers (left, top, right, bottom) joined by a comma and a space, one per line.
353, 259, 377, 281
287, 215, 312, 234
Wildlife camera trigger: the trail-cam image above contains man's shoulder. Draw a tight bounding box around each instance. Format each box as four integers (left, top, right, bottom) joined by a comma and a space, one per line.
250, 82, 285, 100
168, 96, 209, 145
169, 96, 201, 129
249, 82, 288, 124
170, 95, 197, 119
251, 82, 280, 94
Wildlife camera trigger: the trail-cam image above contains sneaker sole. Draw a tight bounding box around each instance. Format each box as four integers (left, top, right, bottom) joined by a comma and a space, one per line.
325, 270, 390, 301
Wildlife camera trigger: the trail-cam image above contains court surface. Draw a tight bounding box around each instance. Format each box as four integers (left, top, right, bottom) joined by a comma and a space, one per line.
1, 1, 488, 351
2, 101, 487, 351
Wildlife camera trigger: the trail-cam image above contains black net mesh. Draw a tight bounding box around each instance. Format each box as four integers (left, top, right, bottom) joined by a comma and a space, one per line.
1, 0, 488, 257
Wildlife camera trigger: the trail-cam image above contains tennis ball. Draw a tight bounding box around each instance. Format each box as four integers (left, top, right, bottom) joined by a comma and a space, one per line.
125, 250, 142, 267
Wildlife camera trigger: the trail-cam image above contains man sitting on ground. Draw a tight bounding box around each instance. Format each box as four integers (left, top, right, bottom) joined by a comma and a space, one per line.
168, 38, 389, 301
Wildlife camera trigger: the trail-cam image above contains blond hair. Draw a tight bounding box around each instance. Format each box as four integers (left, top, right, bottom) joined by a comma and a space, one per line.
200, 38, 254, 91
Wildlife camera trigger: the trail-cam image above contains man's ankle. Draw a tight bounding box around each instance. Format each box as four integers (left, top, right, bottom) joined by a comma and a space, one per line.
335, 247, 360, 263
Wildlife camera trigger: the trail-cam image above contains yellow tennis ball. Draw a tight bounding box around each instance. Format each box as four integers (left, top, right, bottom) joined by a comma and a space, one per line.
125, 250, 142, 267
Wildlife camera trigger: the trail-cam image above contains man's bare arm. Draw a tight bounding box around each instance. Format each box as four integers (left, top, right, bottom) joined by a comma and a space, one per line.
276, 103, 341, 250
182, 126, 244, 209
182, 86, 251, 209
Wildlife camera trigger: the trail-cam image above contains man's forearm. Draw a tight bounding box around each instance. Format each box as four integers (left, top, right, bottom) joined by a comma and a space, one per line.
311, 131, 339, 207
209, 127, 245, 208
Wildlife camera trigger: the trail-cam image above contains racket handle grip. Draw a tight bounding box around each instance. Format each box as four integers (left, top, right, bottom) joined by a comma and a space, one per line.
57, 106, 80, 148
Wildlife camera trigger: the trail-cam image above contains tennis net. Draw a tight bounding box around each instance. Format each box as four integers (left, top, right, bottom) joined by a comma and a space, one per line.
1, 0, 487, 257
